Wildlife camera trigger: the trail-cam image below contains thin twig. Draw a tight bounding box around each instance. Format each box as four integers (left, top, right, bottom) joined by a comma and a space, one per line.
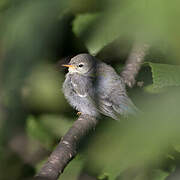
35, 114, 98, 180
121, 42, 149, 87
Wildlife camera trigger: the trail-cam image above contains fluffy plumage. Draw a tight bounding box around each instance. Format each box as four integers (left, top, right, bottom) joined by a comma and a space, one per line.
63, 53, 138, 120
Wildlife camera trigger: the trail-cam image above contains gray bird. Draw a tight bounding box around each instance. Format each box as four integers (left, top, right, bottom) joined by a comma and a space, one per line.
62, 53, 138, 120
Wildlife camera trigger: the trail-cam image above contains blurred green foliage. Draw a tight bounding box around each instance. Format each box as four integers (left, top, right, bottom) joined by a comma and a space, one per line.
145, 63, 180, 93
1, 0, 180, 180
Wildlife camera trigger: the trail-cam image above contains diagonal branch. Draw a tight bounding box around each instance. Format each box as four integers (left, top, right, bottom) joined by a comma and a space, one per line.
34, 115, 98, 180
121, 42, 149, 87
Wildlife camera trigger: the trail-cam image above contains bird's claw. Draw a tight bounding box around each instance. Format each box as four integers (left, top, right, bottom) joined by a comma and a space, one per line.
77, 112, 82, 116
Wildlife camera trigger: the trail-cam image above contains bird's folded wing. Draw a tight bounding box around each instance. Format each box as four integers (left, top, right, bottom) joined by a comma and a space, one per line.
98, 93, 138, 119
97, 97, 119, 120
111, 94, 139, 115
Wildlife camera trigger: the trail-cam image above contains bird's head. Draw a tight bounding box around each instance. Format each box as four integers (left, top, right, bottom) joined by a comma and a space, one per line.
62, 54, 95, 74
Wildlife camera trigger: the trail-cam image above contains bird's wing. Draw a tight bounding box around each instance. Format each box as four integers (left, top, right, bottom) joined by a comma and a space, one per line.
96, 63, 138, 119
97, 96, 119, 120
110, 93, 139, 116
97, 89, 138, 120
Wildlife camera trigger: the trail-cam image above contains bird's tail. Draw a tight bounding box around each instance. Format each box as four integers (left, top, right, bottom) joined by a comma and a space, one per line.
112, 95, 140, 118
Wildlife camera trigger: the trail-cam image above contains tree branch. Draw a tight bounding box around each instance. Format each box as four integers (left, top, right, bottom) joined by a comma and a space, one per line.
34, 42, 149, 180
121, 42, 149, 87
34, 114, 98, 180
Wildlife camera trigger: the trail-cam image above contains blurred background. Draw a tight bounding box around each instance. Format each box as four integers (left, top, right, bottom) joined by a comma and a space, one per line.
1, 0, 180, 179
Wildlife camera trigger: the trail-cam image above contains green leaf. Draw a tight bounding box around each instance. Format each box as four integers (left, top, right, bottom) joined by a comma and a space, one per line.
98, 173, 109, 180
22, 63, 69, 113
0, 0, 8, 10
60, 156, 84, 180
84, 90, 180, 179
73, 13, 120, 55
39, 114, 73, 137
151, 169, 169, 180
145, 63, 180, 93
73, 13, 99, 39
26, 115, 54, 149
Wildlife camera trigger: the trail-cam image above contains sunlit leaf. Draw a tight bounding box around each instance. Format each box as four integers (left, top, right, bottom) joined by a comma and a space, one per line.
73, 13, 102, 55
144, 63, 180, 93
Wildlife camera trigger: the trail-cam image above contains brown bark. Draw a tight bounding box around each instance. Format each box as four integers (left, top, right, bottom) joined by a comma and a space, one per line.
121, 42, 149, 87
35, 115, 98, 180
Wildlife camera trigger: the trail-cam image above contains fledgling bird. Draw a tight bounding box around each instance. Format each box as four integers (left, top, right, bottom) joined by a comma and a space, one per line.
62, 53, 138, 120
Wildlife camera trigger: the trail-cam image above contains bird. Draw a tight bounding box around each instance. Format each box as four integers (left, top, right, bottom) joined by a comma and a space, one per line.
62, 53, 138, 120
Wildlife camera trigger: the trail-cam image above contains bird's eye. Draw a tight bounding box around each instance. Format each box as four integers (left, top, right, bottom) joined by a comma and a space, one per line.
78, 64, 84, 68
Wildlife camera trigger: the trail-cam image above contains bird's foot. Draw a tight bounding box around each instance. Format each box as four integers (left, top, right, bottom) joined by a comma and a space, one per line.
77, 112, 82, 116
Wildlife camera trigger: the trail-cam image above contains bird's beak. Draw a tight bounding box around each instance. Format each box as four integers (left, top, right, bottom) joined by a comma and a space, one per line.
62, 64, 75, 68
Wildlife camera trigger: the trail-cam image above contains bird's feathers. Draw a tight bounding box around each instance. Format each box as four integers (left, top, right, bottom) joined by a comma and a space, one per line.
63, 54, 138, 120
71, 74, 88, 97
